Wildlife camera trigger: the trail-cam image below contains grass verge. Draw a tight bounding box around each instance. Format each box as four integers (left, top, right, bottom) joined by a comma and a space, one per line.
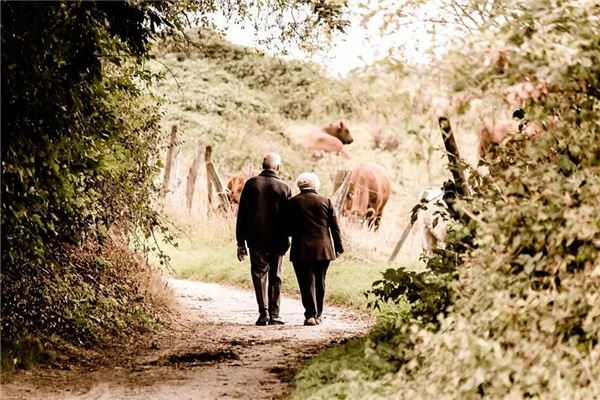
289, 306, 410, 400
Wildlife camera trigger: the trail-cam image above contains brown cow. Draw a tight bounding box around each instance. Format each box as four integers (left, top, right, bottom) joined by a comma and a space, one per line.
227, 167, 260, 205
304, 121, 353, 158
322, 121, 353, 144
503, 81, 548, 108
477, 118, 542, 159
341, 162, 391, 230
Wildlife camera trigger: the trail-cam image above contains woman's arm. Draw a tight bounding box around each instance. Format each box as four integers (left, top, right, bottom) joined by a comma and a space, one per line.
327, 198, 344, 255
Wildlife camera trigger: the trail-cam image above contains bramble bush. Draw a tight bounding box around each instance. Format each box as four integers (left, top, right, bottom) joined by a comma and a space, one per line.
291, 1, 599, 398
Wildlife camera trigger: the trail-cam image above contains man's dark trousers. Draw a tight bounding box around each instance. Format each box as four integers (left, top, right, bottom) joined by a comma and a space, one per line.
292, 260, 330, 319
249, 248, 283, 318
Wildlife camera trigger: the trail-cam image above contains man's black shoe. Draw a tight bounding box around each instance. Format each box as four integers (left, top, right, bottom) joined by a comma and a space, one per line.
256, 315, 269, 326
268, 318, 285, 325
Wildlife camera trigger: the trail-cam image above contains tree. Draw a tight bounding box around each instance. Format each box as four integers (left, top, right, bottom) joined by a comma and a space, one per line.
1, 0, 349, 355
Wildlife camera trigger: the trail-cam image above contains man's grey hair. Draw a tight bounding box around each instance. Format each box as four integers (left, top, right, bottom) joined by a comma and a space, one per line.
296, 172, 321, 191
262, 152, 282, 171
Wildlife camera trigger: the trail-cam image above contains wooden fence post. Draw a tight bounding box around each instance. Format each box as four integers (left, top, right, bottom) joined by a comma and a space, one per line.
204, 145, 232, 214
331, 169, 351, 216
388, 220, 414, 262
246, 164, 254, 179
161, 124, 180, 198
438, 117, 470, 197
185, 139, 205, 213
205, 145, 213, 215
333, 170, 348, 192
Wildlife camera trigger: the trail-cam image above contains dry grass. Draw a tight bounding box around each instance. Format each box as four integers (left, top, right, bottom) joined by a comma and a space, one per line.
105, 236, 177, 313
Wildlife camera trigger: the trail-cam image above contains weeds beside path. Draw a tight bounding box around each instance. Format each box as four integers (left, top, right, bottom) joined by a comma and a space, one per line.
1, 278, 373, 400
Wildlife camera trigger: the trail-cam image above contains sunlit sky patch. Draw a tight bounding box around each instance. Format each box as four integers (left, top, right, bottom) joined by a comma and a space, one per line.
210, 1, 460, 77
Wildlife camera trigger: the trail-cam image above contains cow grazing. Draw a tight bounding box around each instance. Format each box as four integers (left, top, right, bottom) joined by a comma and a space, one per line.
477, 115, 542, 159
341, 162, 391, 230
477, 119, 520, 159
227, 167, 260, 205
304, 121, 353, 158
503, 81, 547, 108
418, 188, 449, 257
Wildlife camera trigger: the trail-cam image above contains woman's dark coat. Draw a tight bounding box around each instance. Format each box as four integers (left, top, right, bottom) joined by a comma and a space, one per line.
286, 189, 344, 262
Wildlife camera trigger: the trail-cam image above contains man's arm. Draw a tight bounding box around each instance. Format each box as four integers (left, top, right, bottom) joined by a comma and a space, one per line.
236, 181, 252, 248
285, 183, 292, 199
274, 184, 292, 255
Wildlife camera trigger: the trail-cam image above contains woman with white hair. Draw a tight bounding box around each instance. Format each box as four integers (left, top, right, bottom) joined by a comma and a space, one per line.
286, 172, 344, 326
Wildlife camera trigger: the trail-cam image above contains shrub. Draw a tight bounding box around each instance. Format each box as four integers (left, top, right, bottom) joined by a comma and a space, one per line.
1, 1, 180, 363
291, 1, 600, 398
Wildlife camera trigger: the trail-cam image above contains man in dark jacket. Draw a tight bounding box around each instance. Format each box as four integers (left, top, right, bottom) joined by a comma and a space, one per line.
286, 172, 344, 326
236, 153, 291, 326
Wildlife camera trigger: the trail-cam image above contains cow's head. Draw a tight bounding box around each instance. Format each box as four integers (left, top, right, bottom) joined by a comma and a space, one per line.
336, 121, 353, 144
324, 121, 353, 144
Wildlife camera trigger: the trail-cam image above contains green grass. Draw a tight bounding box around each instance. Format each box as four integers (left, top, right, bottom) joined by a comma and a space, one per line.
160, 216, 421, 311
289, 306, 411, 400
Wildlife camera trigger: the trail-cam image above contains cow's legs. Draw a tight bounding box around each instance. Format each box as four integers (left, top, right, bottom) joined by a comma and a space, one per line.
368, 215, 382, 231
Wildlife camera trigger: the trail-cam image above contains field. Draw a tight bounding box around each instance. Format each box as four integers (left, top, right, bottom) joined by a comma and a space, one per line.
148, 31, 486, 310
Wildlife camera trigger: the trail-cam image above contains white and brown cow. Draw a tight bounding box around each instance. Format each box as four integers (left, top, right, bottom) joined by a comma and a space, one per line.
418, 188, 449, 257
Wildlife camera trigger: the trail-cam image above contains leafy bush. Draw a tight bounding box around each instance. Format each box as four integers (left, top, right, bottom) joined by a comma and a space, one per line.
0, 1, 183, 363
160, 30, 358, 120
291, 1, 600, 398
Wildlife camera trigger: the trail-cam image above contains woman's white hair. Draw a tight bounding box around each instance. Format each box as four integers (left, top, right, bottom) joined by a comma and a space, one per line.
296, 172, 321, 191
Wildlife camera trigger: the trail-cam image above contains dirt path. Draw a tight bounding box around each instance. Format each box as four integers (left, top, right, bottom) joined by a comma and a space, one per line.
2, 279, 373, 399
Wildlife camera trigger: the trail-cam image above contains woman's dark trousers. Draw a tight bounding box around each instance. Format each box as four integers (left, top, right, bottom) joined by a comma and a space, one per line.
292, 260, 330, 319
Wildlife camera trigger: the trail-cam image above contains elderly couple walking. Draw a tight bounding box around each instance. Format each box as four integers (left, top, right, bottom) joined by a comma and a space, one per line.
236, 153, 344, 326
